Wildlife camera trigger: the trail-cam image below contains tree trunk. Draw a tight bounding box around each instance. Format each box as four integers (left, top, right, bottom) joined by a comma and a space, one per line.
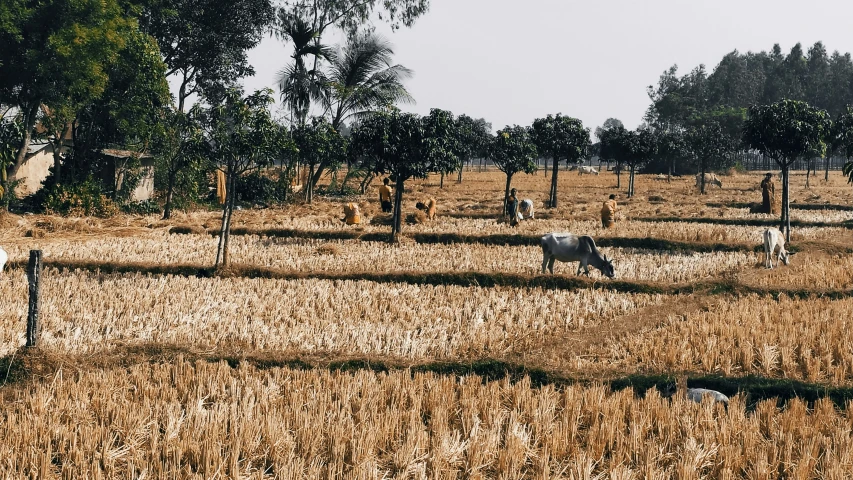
178, 71, 189, 114
163, 170, 177, 220
806, 160, 811, 189
781, 163, 791, 242
215, 169, 232, 267
549, 157, 559, 208
392, 177, 405, 240
825, 155, 830, 181
503, 173, 513, 216
51, 138, 63, 185
440, 171, 445, 189
222, 171, 237, 266
668, 157, 673, 183
305, 164, 315, 203
628, 163, 634, 198
457, 164, 463, 183
311, 160, 328, 190
616, 161, 621, 189
9, 102, 40, 180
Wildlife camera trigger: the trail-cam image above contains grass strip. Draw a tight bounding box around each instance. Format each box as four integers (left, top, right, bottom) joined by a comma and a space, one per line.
3, 346, 853, 411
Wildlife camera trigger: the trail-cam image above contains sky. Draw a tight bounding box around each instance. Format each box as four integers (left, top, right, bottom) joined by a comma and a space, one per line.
228, 0, 853, 135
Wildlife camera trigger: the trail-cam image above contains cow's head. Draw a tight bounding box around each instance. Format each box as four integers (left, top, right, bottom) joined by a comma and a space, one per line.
601, 254, 615, 278
780, 249, 791, 265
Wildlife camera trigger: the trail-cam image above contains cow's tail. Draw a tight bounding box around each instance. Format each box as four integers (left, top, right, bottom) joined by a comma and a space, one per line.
540, 236, 550, 256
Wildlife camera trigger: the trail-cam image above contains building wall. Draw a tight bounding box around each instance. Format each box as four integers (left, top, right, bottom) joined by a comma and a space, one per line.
129, 158, 155, 202
14, 149, 53, 196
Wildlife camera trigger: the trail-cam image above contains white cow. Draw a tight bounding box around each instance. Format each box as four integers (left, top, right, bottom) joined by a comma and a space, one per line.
662, 381, 729, 405
578, 166, 599, 176
518, 199, 534, 220
763, 227, 790, 269
540, 233, 615, 277
695, 173, 723, 188
0, 247, 6, 274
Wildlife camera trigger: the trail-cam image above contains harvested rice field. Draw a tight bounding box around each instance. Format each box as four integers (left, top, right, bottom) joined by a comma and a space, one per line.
2, 169, 853, 477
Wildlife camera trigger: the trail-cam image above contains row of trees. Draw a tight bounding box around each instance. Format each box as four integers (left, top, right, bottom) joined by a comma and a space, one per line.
596, 98, 853, 243
643, 41, 853, 180
0, 0, 430, 204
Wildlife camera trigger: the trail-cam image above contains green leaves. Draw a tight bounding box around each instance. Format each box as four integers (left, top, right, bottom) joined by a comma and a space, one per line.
531, 114, 591, 164
743, 99, 831, 165
685, 121, 733, 169
292, 117, 347, 171
199, 89, 289, 175
349, 109, 466, 183
1, 0, 135, 118
139, 0, 274, 108
490, 126, 538, 176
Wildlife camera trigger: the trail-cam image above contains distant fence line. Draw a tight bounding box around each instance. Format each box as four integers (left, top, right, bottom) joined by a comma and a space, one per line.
462, 153, 849, 173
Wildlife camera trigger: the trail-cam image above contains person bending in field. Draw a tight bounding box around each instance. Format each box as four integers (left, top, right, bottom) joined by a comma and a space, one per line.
505, 188, 520, 226
378, 178, 393, 213
343, 202, 362, 225
760, 172, 776, 214
416, 197, 437, 220
601, 194, 617, 229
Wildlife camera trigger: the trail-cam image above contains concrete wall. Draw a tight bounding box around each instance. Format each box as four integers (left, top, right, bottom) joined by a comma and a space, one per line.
129, 158, 155, 202
14, 149, 53, 196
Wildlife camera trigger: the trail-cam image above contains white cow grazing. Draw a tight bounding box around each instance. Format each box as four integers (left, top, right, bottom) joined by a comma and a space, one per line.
0, 247, 6, 274
695, 173, 723, 188
578, 166, 599, 176
662, 381, 730, 406
763, 227, 790, 269
518, 199, 534, 220
540, 233, 615, 277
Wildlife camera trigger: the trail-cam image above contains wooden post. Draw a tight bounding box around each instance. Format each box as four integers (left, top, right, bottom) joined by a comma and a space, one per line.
26, 250, 42, 347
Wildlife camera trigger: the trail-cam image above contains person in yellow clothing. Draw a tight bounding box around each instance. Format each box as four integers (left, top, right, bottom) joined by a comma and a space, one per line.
378, 178, 393, 213
343, 203, 361, 225
601, 194, 617, 229
216, 170, 227, 205
760, 172, 776, 214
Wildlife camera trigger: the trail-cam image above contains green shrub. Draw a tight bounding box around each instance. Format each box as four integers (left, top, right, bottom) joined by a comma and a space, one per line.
122, 199, 161, 215
234, 172, 288, 205
43, 179, 119, 217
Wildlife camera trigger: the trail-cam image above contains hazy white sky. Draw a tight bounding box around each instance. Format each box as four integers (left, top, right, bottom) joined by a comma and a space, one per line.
235, 0, 853, 134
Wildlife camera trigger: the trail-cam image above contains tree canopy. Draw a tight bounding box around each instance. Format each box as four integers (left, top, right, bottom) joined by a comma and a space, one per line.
292, 116, 347, 202
0, 0, 138, 178
490, 125, 537, 214
198, 89, 290, 266
685, 121, 733, 193
531, 114, 590, 208
139, 0, 274, 112
743, 99, 831, 241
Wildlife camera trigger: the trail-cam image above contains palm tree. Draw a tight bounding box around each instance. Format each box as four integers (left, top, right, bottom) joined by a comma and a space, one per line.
274, 12, 331, 126
312, 32, 414, 186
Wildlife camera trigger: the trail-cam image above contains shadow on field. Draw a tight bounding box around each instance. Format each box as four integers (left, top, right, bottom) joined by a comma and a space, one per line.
4, 258, 853, 299
636, 216, 853, 229
170, 225, 813, 253
2, 346, 852, 412
707, 201, 853, 212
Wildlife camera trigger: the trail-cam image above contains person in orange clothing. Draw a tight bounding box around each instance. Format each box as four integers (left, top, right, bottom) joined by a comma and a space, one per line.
601, 194, 617, 229
343, 203, 361, 225
378, 178, 393, 213
416, 197, 437, 220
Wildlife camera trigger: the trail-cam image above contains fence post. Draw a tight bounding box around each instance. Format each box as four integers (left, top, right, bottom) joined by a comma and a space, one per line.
26, 250, 42, 348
